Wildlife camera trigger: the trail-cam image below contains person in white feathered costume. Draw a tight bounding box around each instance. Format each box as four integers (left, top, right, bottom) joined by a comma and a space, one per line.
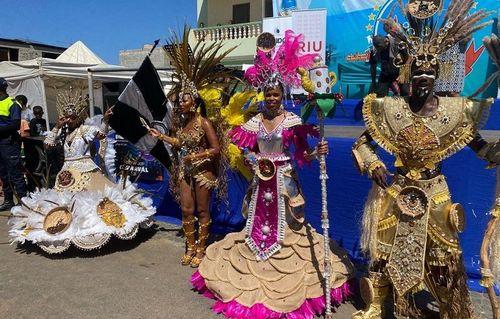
8, 88, 155, 254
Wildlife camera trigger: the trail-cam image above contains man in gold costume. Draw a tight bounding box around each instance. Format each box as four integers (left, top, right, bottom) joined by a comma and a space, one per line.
352, 1, 500, 318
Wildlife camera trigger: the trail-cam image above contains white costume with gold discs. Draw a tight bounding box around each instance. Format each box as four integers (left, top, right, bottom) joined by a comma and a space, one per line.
8, 117, 155, 254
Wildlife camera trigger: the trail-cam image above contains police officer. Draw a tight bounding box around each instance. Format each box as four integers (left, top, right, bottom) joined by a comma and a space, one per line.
0, 78, 27, 210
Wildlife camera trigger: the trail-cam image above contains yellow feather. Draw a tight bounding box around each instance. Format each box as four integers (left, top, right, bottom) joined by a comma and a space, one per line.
198, 87, 223, 121
227, 143, 252, 180
221, 91, 262, 126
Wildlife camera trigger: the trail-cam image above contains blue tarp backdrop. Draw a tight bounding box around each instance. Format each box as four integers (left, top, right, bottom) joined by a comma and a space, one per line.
149, 132, 497, 292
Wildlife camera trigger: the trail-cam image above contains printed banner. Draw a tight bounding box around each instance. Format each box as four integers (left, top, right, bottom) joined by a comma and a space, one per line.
114, 138, 164, 182
264, 9, 327, 94
263, 16, 293, 46
263, 9, 327, 61
271, 0, 499, 98
290, 9, 327, 62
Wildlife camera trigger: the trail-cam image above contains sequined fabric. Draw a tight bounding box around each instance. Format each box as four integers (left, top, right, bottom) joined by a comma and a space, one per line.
175, 117, 217, 189
195, 111, 354, 316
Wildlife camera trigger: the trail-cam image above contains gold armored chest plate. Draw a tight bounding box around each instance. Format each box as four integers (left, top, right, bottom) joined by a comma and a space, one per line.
362, 95, 483, 176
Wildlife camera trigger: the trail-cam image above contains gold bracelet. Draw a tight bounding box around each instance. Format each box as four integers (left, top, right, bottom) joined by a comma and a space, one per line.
160, 134, 177, 146
367, 160, 386, 178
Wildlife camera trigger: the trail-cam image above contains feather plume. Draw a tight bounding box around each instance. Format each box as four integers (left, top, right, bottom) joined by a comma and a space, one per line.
164, 26, 236, 98
380, 0, 492, 72
244, 30, 316, 90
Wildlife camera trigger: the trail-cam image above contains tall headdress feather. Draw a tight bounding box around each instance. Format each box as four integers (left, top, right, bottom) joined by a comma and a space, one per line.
164, 26, 236, 99
56, 86, 87, 119
245, 30, 317, 91
380, 0, 492, 82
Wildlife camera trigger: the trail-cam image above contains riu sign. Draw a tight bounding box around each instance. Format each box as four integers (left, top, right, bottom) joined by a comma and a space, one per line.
299, 40, 323, 53
263, 9, 327, 61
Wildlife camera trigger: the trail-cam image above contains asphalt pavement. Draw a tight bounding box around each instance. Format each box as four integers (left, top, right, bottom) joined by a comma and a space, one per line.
0, 211, 493, 319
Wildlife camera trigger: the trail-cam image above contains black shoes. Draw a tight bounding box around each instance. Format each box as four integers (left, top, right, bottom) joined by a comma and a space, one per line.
0, 200, 15, 211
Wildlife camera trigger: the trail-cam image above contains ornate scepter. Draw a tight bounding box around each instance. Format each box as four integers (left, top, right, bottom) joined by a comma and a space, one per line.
480, 198, 499, 319
471, 32, 500, 319
298, 57, 342, 318
317, 108, 333, 318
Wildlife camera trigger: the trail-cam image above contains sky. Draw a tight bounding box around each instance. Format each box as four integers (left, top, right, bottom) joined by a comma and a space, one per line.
0, 0, 197, 64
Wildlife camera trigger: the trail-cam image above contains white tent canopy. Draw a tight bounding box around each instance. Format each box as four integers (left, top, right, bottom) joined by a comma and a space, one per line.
0, 41, 173, 127
55, 41, 107, 64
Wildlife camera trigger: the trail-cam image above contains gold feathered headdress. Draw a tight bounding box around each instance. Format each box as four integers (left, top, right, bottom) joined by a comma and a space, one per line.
164, 26, 236, 100
380, 0, 492, 82
56, 86, 88, 119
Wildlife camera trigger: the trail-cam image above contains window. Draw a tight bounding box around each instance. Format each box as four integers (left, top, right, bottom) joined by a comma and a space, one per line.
265, 0, 274, 18
42, 52, 60, 59
0, 47, 18, 61
233, 3, 250, 24
9, 48, 18, 61
0, 47, 9, 61
0, 48, 8, 61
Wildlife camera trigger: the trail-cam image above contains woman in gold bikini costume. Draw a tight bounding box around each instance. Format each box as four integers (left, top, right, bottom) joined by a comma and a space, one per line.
149, 93, 220, 268
148, 28, 233, 268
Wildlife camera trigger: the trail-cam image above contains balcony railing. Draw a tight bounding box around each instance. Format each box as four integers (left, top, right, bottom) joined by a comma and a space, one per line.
193, 21, 262, 42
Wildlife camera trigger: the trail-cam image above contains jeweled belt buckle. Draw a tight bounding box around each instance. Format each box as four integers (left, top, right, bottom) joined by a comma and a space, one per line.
256, 158, 276, 181
396, 186, 429, 218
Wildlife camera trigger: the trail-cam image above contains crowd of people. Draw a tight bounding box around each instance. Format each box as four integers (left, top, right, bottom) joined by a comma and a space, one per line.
1, 0, 499, 318
14, 94, 47, 137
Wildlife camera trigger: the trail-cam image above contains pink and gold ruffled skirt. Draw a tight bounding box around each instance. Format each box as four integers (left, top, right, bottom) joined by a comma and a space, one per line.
192, 223, 354, 319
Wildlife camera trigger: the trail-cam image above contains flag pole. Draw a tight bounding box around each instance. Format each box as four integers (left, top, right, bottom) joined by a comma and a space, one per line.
317, 106, 332, 319
148, 39, 160, 57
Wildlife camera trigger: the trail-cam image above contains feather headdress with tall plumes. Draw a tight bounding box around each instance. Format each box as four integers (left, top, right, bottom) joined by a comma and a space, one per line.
163, 26, 237, 204
245, 30, 317, 91
380, 0, 492, 82
164, 26, 236, 100
56, 86, 88, 119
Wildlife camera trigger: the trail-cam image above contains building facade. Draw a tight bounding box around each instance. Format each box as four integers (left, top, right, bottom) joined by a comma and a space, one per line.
120, 1, 273, 69
119, 44, 173, 69
191, 0, 274, 67
0, 38, 66, 62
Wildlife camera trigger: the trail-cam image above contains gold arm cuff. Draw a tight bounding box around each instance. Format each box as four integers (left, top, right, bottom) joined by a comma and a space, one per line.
160, 134, 179, 146
352, 137, 381, 174
368, 160, 386, 178
386, 185, 399, 198
477, 141, 500, 164
480, 268, 495, 288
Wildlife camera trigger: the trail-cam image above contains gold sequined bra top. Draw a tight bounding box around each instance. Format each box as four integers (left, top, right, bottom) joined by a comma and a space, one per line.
176, 116, 207, 155
363, 94, 493, 179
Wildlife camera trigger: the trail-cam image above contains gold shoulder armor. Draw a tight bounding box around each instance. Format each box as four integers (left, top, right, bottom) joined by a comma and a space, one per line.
362, 94, 398, 155
464, 97, 494, 130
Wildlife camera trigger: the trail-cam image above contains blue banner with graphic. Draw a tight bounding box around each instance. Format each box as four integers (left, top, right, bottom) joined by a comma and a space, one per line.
276, 0, 499, 98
